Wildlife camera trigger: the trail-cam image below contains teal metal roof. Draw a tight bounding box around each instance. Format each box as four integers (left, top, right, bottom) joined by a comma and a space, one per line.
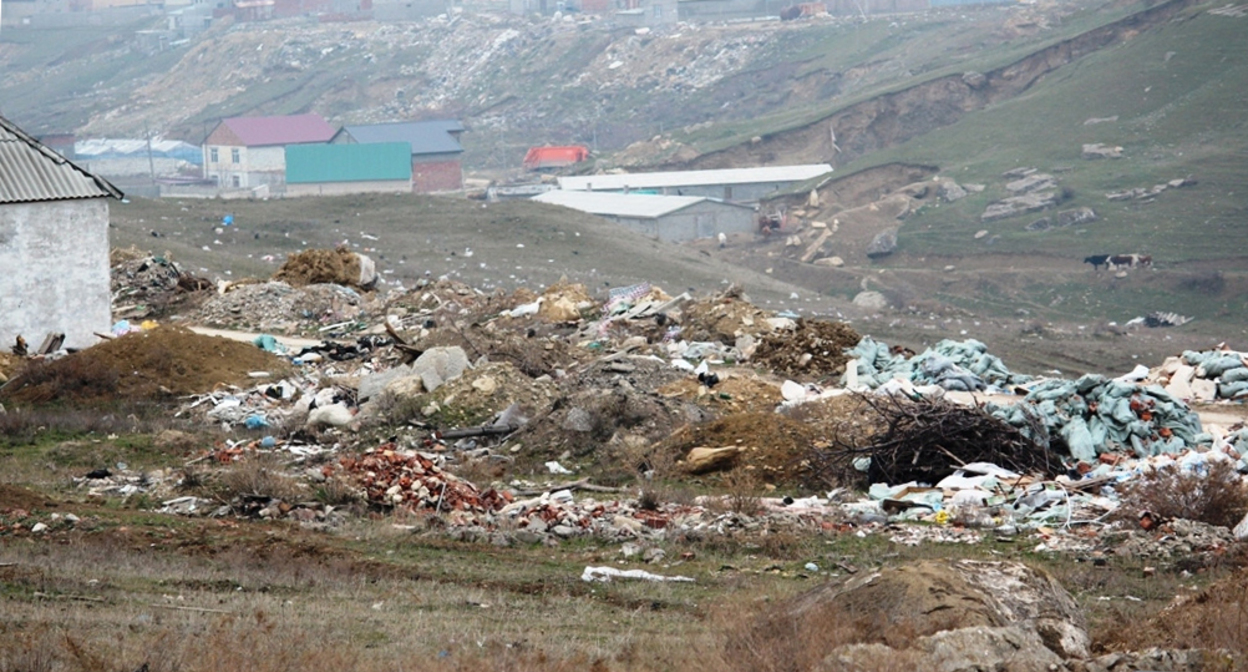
285, 142, 412, 184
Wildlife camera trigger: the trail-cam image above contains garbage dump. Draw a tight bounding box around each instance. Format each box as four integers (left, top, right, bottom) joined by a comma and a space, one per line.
8, 246, 1245, 562
844, 337, 1033, 392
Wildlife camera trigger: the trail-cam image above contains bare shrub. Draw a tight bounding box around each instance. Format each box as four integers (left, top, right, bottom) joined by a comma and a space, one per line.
1112, 460, 1248, 528
216, 455, 304, 503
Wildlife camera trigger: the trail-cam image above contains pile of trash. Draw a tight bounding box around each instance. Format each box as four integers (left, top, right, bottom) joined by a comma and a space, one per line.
192, 282, 369, 334
1148, 347, 1248, 402
845, 337, 1032, 392
752, 319, 861, 379
338, 443, 513, 512
989, 372, 1203, 462
110, 249, 212, 320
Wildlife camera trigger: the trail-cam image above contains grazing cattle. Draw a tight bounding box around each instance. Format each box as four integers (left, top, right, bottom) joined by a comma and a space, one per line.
1084, 254, 1111, 270
1107, 254, 1152, 270
1086, 254, 1152, 271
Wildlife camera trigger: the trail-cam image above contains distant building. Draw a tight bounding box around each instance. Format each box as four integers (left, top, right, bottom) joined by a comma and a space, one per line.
557, 164, 832, 203
523, 145, 590, 172
532, 190, 755, 242
332, 120, 464, 193
202, 113, 337, 192
285, 142, 412, 196
0, 115, 123, 350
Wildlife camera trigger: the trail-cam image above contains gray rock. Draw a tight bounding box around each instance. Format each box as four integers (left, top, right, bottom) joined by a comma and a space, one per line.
358, 363, 413, 402
938, 181, 968, 202
514, 530, 545, 545
551, 524, 577, 538
762, 559, 1089, 662
852, 291, 889, 310
918, 626, 1062, 672
1006, 173, 1057, 194
1025, 217, 1053, 232
1056, 207, 1097, 228
1082, 143, 1123, 159
563, 407, 594, 432
982, 192, 1058, 221
866, 228, 898, 258
412, 346, 470, 393
1002, 167, 1036, 179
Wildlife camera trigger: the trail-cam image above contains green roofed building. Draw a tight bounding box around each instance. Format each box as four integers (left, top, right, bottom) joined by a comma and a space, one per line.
284, 142, 412, 196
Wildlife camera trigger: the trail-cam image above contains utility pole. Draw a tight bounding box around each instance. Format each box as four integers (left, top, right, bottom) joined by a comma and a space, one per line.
145, 122, 157, 190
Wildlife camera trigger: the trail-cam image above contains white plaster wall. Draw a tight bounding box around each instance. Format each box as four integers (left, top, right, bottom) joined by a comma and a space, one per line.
0, 198, 112, 350
286, 179, 411, 197
249, 146, 286, 171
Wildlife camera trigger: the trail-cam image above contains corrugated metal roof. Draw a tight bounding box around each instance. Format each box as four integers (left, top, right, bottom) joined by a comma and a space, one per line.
0, 115, 122, 204
532, 190, 747, 219
337, 120, 464, 155
222, 114, 337, 147
285, 142, 412, 184
557, 164, 833, 191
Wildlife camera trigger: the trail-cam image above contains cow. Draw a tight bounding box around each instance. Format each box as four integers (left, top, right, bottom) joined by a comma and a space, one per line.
1085, 254, 1152, 271
1084, 254, 1111, 270
1107, 254, 1152, 270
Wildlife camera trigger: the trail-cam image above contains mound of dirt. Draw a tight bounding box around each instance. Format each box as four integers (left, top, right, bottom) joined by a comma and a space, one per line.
274, 248, 367, 288
658, 374, 783, 415
726, 559, 1089, 672
192, 282, 366, 333
657, 411, 822, 486
682, 287, 776, 343
0, 327, 290, 404
389, 361, 559, 429
752, 319, 861, 380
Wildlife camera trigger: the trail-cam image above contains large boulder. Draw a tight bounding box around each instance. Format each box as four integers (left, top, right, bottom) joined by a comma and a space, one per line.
866, 228, 899, 258
730, 559, 1089, 672
982, 192, 1058, 221
1006, 173, 1057, 194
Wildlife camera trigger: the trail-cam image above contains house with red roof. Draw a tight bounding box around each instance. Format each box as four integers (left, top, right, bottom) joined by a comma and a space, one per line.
202, 113, 336, 192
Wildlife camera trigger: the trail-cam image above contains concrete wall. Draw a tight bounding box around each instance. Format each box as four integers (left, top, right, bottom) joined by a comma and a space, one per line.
286, 179, 411, 196
0, 198, 111, 350
611, 201, 755, 242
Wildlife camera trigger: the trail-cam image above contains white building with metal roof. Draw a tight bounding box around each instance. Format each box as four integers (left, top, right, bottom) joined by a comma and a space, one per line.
1, 115, 123, 350
532, 190, 756, 242
556, 164, 832, 203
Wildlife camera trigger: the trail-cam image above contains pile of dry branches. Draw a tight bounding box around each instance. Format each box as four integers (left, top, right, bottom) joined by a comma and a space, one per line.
808, 394, 1061, 487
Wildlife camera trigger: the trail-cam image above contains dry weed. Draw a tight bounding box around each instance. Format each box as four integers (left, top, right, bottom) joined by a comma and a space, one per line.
1113, 460, 1248, 529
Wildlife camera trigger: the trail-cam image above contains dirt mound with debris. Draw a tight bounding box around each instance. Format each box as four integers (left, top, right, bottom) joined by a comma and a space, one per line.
726, 559, 1089, 672
658, 374, 783, 415
192, 282, 366, 334
752, 319, 861, 380
0, 352, 19, 384
657, 411, 822, 486
394, 361, 559, 429
682, 288, 776, 343
0, 327, 290, 404
274, 248, 364, 288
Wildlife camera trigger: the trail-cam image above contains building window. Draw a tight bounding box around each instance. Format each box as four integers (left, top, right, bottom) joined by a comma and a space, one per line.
210, 147, 218, 163
232, 175, 241, 188
231, 148, 240, 164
